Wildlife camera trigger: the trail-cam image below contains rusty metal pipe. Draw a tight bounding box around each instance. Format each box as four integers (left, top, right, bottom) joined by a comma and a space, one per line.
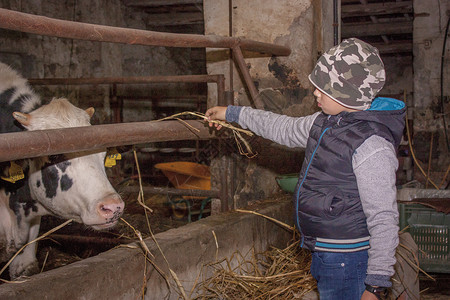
216, 74, 225, 107
0, 120, 216, 162
232, 46, 264, 109
120, 186, 220, 198
28, 75, 225, 85
0, 8, 290, 56
29, 75, 224, 123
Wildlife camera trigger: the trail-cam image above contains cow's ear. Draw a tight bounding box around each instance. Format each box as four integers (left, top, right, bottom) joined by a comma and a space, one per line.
13, 112, 31, 126
85, 107, 95, 118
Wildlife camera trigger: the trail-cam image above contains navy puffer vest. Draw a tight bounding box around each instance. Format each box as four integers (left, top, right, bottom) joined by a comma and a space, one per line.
294, 98, 405, 252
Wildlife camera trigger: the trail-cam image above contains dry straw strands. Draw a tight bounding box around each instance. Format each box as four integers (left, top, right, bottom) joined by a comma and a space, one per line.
158, 111, 257, 158
191, 241, 316, 299
122, 150, 189, 299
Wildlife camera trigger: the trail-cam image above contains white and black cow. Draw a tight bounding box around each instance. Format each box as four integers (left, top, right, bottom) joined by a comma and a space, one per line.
0, 62, 124, 279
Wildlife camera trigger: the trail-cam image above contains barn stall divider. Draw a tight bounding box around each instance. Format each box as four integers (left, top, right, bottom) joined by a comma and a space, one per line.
25, 75, 227, 211
0, 8, 298, 299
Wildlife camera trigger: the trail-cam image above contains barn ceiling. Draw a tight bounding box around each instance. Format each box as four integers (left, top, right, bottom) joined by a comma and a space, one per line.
341, 0, 413, 56
121, 0, 414, 55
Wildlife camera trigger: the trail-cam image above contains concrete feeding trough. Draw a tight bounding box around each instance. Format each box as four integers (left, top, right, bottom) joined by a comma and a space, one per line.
0, 197, 295, 299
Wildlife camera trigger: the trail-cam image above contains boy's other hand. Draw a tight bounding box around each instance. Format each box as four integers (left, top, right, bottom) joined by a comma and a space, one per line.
205, 106, 227, 130
361, 290, 382, 300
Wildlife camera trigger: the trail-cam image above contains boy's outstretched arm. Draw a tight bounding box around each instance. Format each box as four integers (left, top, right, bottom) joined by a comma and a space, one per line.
206, 105, 318, 148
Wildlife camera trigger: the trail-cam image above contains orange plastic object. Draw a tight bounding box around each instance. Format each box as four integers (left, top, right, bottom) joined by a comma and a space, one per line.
154, 162, 211, 199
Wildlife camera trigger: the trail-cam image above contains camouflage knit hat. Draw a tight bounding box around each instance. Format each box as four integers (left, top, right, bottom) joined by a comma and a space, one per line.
308, 38, 385, 110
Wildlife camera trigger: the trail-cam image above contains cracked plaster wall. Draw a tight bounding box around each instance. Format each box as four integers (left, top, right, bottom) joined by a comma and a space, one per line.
204, 0, 321, 206
412, 0, 450, 177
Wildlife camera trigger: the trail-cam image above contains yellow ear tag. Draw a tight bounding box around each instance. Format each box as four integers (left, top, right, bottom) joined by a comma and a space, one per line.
1, 161, 25, 183
105, 149, 122, 168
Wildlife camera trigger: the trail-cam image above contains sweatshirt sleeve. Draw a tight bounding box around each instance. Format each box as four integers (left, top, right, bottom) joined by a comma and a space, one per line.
225, 105, 320, 148
352, 135, 399, 288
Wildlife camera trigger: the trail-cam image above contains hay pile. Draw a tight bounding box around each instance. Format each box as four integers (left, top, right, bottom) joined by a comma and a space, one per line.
192, 241, 316, 299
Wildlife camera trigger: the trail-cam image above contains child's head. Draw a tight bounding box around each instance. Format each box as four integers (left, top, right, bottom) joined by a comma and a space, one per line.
309, 38, 385, 112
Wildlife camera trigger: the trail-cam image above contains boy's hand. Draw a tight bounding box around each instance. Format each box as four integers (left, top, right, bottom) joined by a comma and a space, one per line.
361, 290, 382, 300
205, 106, 227, 130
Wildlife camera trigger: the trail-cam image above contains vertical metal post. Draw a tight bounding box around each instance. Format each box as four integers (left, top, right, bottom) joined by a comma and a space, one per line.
216, 75, 225, 106
232, 45, 265, 110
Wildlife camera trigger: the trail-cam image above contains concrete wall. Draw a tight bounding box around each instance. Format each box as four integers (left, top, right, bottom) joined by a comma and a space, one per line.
0, 197, 294, 299
381, 56, 413, 99
412, 0, 450, 179
413, 0, 449, 111
0, 0, 201, 124
204, 0, 321, 207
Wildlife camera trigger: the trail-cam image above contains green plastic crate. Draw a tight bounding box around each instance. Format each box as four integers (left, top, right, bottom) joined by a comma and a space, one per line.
398, 203, 450, 273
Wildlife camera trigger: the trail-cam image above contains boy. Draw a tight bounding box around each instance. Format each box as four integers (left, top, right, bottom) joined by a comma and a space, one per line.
205, 38, 406, 300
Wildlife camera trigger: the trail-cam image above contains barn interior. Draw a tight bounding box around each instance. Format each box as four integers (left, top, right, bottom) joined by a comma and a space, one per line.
0, 0, 449, 299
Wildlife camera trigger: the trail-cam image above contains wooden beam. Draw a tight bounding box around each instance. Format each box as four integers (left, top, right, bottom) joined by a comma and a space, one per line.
372, 41, 412, 54
342, 1, 413, 18
342, 21, 412, 37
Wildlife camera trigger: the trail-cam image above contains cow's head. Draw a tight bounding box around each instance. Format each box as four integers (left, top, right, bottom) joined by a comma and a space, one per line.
12, 98, 124, 230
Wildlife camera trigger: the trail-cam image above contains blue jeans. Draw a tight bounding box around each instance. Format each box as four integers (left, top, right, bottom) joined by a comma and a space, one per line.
311, 250, 368, 300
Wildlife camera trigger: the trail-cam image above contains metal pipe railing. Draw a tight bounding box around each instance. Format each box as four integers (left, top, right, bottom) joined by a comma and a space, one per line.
28, 74, 224, 85
0, 8, 290, 56
29, 74, 226, 107
120, 186, 220, 198
0, 120, 216, 162
0, 8, 291, 212
232, 46, 264, 109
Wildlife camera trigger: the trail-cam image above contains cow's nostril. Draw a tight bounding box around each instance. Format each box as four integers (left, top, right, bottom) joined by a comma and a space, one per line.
100, 205, 112, 213
97, 195, 124, 220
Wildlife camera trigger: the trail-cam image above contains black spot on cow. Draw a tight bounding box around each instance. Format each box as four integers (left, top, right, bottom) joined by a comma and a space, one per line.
0, 87, 16, 105
56, 161, 71, 172
60, 174, 73, 191
8, 180, 39, 223
36, 180, 40, 188
0, 87, 25, 133
41, 164, 59, 199
41, 155, 72, 198
49, 155, 71, 172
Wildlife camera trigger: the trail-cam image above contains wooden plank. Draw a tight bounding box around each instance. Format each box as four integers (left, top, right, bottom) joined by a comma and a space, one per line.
342, 1, 412, 18
372, 41, 412, 54
342, 21, 412, 37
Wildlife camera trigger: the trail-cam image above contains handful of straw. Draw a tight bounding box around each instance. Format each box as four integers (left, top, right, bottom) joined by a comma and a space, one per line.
158, 111, 257, 158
